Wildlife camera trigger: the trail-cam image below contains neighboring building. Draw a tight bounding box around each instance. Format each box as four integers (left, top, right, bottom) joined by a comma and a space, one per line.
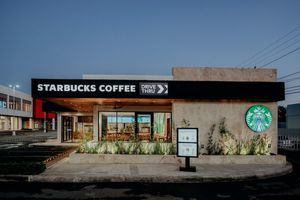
33, 99, 56, 130
287, 103, 300, 129
31, 67, 284, 154
278, 104, 300, 151
0, 85, 33, 131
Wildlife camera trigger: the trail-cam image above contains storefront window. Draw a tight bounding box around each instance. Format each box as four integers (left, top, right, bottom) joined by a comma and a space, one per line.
0, 116, 10, 130
0, 93, 7, 109
101, 112, 135, 141
154, 113, 172, 141
101, 112, 117, 140
74, 116, 93, 141
22, 99, 32, 112
22, 119, 31, 129
100, 111, 171, 142
117, 112, 135, 140
9, 96, 21, 110
137, 114, 151, 141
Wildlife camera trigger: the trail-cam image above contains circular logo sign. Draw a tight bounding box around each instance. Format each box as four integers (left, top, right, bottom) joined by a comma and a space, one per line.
246, 105, 272, 133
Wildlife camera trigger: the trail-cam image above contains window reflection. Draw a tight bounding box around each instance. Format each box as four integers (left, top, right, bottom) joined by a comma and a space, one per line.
154, 113, 172, 141
101, 112, 135, 141
100, 112, 171, 142
137, 114, 151, 141
117, 112, 135, 140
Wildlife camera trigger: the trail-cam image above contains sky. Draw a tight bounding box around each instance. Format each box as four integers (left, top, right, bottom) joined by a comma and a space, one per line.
0, 0, 300, 106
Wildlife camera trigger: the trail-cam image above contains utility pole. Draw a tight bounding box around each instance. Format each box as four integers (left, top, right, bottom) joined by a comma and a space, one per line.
9, 84, 20, 136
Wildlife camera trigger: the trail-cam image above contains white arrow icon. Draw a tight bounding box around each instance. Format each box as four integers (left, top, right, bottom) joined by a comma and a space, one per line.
157, 84, 164, 94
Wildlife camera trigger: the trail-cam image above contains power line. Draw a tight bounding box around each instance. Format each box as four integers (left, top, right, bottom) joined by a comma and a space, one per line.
283, 76, 300, 83
249, 32, 300, 66
253, 38, 300, 66
286, 91, 300, 95
278, 70, 300, 80
259, 46, 300, 68
285, 88, 300, 92
285, 85, 300, 89
237, 26, 300, 66
286, 89, 300, 93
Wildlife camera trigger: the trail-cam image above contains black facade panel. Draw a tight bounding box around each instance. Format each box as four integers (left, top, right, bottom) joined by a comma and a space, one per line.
31, 79, 285, 101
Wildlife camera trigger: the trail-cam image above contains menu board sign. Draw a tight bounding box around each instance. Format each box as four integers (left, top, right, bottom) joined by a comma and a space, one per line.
177, 128, 198, 158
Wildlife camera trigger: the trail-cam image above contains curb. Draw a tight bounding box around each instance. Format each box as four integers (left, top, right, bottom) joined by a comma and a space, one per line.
44, 148, 77, 168
0, 162, 293, 183
27, 163, 293, 183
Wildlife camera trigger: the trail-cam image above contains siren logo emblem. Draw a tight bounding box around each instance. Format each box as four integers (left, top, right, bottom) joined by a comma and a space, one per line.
139, 82, 168, 95
246, 105, 272, 133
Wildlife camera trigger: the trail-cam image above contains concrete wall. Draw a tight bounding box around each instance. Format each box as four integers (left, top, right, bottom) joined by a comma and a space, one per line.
172, 101, 278, 154
172, 67, 279, 154
172, 67, 277, 82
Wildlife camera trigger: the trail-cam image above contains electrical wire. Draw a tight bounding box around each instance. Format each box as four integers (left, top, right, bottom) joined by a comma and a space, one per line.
259, 46, 300, 68
283, 76, 300, 83
278, 70, 300, 80
286, 91, 300, 95
285, 85, 300, 89
237, 26, 300, 67
285, 88, 300, 92
253, 39, 300, 66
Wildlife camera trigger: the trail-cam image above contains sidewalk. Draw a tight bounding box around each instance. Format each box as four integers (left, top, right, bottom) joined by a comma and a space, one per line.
28, 154, 293, 183
0, 131, 56, 143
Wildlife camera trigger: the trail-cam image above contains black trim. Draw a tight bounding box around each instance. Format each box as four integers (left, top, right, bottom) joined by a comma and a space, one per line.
42, 101, 75, 112
32, 79, 285, 101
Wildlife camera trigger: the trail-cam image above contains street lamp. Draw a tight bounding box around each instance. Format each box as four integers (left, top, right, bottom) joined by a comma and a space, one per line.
9, 84, 20, 136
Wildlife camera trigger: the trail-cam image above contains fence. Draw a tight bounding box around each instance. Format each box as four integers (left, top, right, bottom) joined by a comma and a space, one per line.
278, 128, 300, 151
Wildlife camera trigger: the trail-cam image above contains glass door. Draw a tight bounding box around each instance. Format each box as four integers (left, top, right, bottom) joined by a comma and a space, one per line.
136, 113, 152, 141
62, 116, 73, 142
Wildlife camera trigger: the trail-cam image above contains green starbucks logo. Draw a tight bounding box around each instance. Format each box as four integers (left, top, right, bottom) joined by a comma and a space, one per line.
246, 105, 272, 133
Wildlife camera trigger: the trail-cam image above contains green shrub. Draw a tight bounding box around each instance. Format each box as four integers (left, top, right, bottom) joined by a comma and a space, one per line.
77, 140, 175, 155
252, 134, 271, 155
206, 123, 218, 155
206, 118, 271, 155
153, 141, 162, 155
237, 139, 252, 155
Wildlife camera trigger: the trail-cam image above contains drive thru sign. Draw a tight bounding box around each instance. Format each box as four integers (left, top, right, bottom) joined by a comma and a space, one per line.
177, 128, 198, 172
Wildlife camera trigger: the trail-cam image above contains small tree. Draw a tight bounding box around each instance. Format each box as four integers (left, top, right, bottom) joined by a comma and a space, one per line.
181, 118, 191, 128
206, 123, 216, 155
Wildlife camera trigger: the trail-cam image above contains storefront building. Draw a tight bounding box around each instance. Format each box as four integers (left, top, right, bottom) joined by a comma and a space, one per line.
33, 99, 56, 130
0, 85, 33, 131
31, 67, 284, 154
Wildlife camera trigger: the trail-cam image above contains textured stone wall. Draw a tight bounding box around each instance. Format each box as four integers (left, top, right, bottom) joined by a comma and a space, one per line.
172, 101, 278, 154
172, 67, 277, 82
172, 67, 279, 154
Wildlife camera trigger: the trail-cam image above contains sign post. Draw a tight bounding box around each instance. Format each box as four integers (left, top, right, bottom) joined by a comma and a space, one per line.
177, 128, 198, 172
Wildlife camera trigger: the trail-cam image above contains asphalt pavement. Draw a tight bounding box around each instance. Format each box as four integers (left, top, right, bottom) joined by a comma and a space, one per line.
0, 131, 299, 199
0, 131, 56, 150
0, 151, 299, 200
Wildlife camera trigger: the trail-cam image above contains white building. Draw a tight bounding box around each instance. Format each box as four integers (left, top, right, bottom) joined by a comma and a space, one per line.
0, 85, 33, 131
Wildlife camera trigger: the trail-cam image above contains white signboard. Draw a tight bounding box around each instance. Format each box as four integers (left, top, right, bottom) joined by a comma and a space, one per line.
177, 128, 198, 158
178, 129, 197, 143
178, 143, 198, 157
